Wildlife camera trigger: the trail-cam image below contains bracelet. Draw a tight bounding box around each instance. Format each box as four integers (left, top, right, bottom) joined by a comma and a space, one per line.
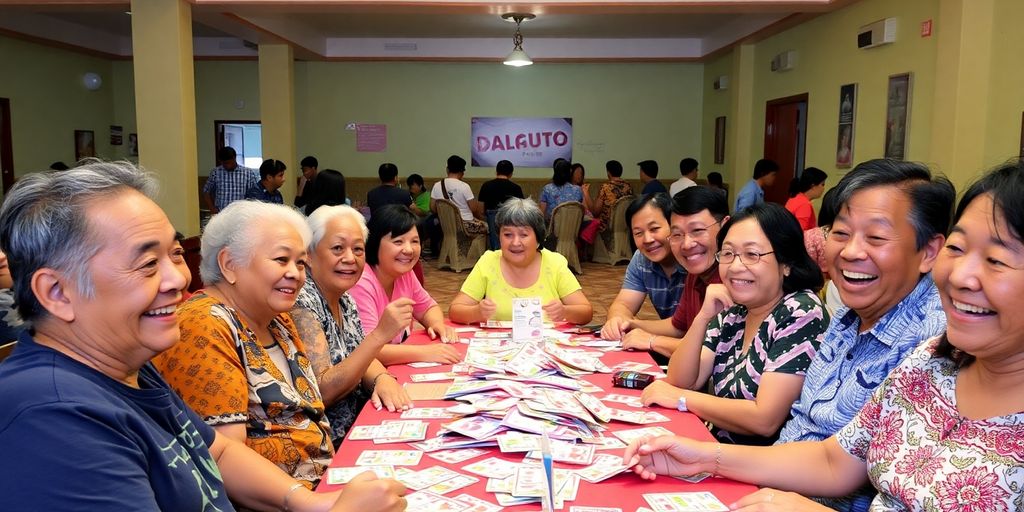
371, 372, 397, 391
282, 482, 305, 512
712, 444, 722, 475
648, 335, 656, 352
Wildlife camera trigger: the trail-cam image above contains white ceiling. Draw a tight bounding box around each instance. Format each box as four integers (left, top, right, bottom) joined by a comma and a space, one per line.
0, 0, 853, 61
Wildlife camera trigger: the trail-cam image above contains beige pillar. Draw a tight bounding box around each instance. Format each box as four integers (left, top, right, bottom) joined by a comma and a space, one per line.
130, 0, 199, 235
929, 0, 995, 189
728, 43, 757, 188
258, 44, 297, 202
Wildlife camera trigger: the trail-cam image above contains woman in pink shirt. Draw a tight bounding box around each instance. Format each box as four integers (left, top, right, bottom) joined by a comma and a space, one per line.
349, 205, 460, 365
784, 167, 827, 231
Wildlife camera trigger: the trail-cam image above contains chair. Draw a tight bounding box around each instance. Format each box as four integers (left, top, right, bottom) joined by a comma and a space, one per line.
0, 340, 16, 363
435, 198, 487, 272
545, 201, 585, 274
592, 195, 634, 265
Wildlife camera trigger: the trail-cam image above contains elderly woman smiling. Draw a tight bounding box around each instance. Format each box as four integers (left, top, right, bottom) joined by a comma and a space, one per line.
349, 205, 460, 365
291, 204, 415, 443
155, 200, 334, 487
449, 198, 593, 324
624, 161, 1024, 512
0, 162, 405, 511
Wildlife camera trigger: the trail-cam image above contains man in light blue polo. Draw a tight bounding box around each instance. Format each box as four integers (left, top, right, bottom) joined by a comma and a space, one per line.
777, 159, 954, 511
734, 158, 778, 212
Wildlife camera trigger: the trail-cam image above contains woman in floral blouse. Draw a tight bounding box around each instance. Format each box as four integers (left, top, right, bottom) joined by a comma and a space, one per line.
641, 203, 828, 445
624, 161, 1024, 512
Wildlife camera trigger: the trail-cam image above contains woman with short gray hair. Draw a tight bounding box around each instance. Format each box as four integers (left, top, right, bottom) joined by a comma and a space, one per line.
449, 197, 592, 324
0, 162, 405, 510
154, 200, 336, 487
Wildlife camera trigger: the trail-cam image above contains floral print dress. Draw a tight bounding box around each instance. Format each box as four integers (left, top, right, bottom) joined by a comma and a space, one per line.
837, 337, 1024, 512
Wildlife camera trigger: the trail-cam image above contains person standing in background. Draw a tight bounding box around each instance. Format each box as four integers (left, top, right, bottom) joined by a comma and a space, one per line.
202, 146, 259, 214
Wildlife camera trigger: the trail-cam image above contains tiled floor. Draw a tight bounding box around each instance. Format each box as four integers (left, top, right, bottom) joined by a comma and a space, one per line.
421, 256, 661, 325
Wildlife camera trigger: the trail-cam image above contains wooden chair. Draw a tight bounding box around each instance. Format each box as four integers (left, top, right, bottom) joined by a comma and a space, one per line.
435, 198, 487, 272
545, 201, 585, 274
593, 195, 634, 265
0, 340, 16, 363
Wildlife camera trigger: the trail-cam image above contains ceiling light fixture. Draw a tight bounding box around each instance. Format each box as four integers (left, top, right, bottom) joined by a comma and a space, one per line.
501, 13, 535, 67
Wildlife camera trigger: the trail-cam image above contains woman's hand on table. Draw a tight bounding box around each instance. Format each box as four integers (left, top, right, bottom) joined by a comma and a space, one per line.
621, 327, 656, 351
324, 471, 407, 512
601, 317, 629, 340
371, 374, 412, 412
427, 324, 459, 344
623, 435, 713, 481
730, 488, 834, 512
542, 299, 565, 323
478, 298, 497, 321
378, 298, 416, 341
640, 380, 686, 409
416, 344, 462, 364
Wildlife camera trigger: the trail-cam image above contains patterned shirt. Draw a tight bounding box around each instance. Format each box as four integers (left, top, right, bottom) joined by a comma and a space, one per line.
203, 164, 259, 211
153, 293, 334, 486
293, 275, 372, 442
595, 180, 634, 231
704, 290, 828, 445
777, 276, 946, 511
245, 183, 284, 204
622, 250, 687, 319
540, 183, 584, 219
837, 337, 1024, 512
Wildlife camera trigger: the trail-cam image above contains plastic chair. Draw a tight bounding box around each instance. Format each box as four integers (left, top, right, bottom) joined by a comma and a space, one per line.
0, 341, 16, 363
592, 195, 634, 265
435, 198, 487, 272
545, 201, 585, 274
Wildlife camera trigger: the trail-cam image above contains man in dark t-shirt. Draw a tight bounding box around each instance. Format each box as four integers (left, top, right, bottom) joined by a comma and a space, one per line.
367, 162, 412, 215
478, 159, 525, 249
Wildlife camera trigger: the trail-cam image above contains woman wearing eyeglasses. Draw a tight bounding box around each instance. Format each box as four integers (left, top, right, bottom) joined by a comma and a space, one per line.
641, 203, 829, 445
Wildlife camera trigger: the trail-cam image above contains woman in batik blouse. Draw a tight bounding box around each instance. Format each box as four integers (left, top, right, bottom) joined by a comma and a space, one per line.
626, 161, 1024, 512
641, 202, 828, 445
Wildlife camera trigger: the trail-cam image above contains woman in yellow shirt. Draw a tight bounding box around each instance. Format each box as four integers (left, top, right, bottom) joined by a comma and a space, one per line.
450, 198, 593, 324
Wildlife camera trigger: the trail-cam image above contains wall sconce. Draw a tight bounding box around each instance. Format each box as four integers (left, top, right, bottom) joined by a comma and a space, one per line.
82, 72, 103, 91
501, 13, 535, 67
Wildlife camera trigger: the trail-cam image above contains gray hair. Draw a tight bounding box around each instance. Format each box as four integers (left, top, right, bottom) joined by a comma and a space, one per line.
200, 200, 312, 284
306, 204, 368, 253
495, 197, 546, 245
0, 159, 159, 320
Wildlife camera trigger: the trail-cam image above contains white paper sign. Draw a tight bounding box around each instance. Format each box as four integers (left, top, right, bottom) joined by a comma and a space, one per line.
511, 297, 543, 342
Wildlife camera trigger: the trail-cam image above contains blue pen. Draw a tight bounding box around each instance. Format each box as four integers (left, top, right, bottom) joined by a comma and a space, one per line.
540, 431, 555, 512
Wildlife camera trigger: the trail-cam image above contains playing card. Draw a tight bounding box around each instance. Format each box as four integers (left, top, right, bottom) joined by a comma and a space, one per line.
397, 466, 463, 490
485, 475, 514, 493
574, 454, 630, 483
612, 426, 674, 445
570, 507, 622, 512
511, 466, 548, 497
525, 440, 596, 465
404, 490, 468, 512
591, 436, 628, 450
401, 407, 456, 419
642, 492, 729, 512
426, 448, 488, 464
427, 474, 479, 495
452, 493, 503, 512
494, 493, 540, 506
411, 372, 458, 382
373, 420, 428, 443
408, 361, 443, 368
355, 450, 423, 466
443, 415, 505, 440
673, 472, 712, 484
462, 457, 519, 479
325, 465, 395, 485
601, 393, 643, 408
497, 432, 542, 452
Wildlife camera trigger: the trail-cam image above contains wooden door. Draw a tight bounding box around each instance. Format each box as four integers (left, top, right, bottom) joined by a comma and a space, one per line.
763, 94, 807, 205
0, 98, 13, 193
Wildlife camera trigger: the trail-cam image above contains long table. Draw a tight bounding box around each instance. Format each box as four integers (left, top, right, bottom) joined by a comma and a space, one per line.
318, 327, 757, 510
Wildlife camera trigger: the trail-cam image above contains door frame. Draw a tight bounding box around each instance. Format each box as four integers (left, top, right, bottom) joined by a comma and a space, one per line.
213, 119, 260, 166
763, 93, 809, 204
0, 98, 13, 193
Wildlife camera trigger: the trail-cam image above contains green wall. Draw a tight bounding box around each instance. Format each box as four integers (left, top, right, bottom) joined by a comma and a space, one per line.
0, 36, 117, 174
293, 61, 704, 180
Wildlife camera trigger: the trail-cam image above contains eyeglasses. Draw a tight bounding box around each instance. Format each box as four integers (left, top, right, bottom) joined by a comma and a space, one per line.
668, 219, 723, 244
715, 249, 775, 265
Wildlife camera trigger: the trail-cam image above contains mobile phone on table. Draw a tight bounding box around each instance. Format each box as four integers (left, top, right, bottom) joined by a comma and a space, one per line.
570, 324, 602, 335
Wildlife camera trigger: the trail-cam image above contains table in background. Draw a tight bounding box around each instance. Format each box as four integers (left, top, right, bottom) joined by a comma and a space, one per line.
319, 327, 757, 510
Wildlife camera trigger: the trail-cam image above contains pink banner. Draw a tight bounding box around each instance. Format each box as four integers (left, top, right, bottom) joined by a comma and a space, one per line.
471, 117, 573, 168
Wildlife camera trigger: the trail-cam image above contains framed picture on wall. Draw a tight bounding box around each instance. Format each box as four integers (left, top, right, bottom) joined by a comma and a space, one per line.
714, 116, 727, 164
836, 83, 856, 168
74, 130, 96, 161
884, 73, 912, 160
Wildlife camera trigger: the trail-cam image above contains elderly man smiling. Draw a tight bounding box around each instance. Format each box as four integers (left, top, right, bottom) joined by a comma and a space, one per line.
777, 158, 954, 510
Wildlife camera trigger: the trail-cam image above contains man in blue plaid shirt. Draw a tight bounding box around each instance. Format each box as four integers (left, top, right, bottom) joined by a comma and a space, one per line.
202, 146, 259, 213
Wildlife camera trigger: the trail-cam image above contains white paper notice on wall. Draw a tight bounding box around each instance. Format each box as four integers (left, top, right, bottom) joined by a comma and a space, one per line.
345, 122, 357, 131
511, 297, 543, 342
356, 123, 387, 152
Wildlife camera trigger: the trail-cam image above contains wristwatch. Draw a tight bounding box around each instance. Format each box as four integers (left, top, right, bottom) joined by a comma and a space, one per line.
676, 395, 688, 412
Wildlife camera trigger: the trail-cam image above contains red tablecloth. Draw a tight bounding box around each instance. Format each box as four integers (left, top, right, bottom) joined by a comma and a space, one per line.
318, 327, 757, 510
